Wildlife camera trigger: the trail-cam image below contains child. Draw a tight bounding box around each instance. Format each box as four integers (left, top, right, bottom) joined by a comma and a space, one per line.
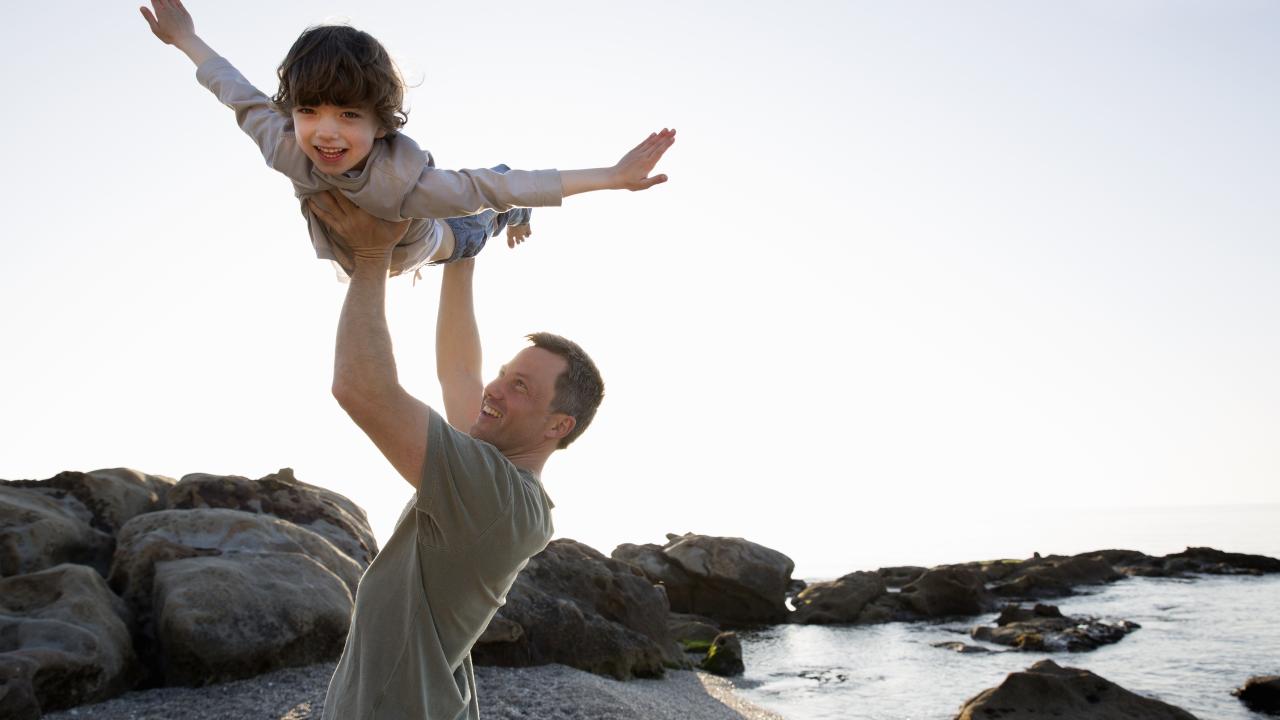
140, 0, 674, 277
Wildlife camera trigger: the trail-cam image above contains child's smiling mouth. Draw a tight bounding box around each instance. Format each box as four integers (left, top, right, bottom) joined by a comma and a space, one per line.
316, 146, 348, 162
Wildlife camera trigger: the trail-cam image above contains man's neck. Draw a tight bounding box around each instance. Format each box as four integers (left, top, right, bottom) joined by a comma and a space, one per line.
501, 448, 553, 479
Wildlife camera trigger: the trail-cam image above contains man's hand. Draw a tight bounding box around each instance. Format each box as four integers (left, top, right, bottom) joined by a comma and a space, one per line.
559, 128, 677, 197
612, 128, 676, 191
308, 191, 411, 262
140, 0, 218, 66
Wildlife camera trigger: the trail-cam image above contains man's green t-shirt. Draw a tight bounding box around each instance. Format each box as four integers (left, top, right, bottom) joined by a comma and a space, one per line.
322, 409, 555, 719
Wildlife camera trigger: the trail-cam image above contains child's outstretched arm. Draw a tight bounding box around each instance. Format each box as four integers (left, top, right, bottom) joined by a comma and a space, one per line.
140, 0, 217, 67
560, 129, 677, 197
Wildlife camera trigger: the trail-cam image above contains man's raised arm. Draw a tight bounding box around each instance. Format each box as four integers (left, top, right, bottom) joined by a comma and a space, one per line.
436, 260, 484, 430
310, 192, 432, 488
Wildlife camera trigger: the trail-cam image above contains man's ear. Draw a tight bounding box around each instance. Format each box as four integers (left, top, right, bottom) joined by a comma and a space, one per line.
546, 414, 576, 442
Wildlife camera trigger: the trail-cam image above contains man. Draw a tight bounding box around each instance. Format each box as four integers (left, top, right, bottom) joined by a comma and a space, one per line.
304, 190, 610, 719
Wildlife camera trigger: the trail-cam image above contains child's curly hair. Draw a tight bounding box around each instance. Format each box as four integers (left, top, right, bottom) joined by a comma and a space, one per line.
272, 25, 408, 133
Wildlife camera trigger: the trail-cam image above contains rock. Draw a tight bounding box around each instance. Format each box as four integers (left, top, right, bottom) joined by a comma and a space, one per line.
877, 566, 926, 588
0, 485, 114, 577
611, 542, 697, 611
668, 612, 721, 651
933, 642, 995, 654
995, 602, 1063, 625
992, 555, 1122, 599
1234, 675, 1280, 714
151, 553, 353, 686
790, 571, 888, 625
899, 566, 992, 618
109, 508, 361, 685
699, 632, 744, 677
477, 616, 523, 644
2, 469, 173, 535
474, 539, 682, 679
785, 578, 807, 602
0, 656, 39, 720
616, 534, 795, 625
1165, 547, 1280, 575
0, 564, 139, 713
955, 659, 1199, 719
166, 469, 377, 567
973, 604, 1138, 652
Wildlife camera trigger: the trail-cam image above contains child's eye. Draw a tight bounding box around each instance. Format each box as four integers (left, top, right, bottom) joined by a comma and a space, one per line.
295, 107, 315, 114
341, 111, 362, 119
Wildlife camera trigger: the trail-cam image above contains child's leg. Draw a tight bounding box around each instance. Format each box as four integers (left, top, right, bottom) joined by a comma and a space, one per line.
435, 165, 533, 263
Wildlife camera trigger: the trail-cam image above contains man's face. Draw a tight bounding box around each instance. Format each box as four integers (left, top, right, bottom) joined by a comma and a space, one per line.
469, 347, 569, 452
291, 103, 386, 176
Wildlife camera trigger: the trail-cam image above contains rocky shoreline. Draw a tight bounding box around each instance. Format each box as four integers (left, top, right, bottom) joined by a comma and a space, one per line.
4, 467, 1278, 719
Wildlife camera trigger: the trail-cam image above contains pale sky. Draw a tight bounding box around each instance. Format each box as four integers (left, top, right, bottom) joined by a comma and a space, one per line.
2, 1, 1277, 578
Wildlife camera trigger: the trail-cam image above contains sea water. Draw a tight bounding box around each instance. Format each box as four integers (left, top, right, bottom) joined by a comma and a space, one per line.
733, 504, 1280, 720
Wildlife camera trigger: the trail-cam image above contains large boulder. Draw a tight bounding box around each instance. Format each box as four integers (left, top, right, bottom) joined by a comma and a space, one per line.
790, 571, 888, 625
0, 564, 139, 715
3, 469, 173, 535
0, 486, 114, 577
151, 553, 353, 686
611, 542, 697, 611
615, 534, 795, 625
166, 468, 377, 567
1234, 675, 1280, 714
899, 566, 992, 618
955, 659, 1199, 719
474, 539, 682, 679
109, 508, 361, 685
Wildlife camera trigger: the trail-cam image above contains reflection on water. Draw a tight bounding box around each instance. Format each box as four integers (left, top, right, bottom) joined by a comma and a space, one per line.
735, 574, 1280, 720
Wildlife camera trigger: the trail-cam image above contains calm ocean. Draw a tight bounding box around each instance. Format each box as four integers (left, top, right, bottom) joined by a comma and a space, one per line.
734, 504, 1280, 720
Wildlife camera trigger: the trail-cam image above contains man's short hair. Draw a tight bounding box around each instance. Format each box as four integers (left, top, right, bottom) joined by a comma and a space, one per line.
527, 333, 603, 449
272, 25, 408, 134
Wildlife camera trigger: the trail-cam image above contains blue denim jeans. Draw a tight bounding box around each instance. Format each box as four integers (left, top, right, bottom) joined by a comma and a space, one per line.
439, 164, 532, 264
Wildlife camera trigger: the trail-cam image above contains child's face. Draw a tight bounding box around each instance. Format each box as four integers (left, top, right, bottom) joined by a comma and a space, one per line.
291, 104, 387, 176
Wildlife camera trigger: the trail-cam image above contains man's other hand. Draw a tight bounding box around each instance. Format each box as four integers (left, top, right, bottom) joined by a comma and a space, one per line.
308, 191, 410, 260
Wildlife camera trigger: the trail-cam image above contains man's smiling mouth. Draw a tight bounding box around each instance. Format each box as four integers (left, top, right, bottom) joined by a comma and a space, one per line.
481, 402, 503, 419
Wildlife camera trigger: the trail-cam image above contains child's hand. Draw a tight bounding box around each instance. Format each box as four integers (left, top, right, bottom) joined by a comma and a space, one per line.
506, 224, 532, 248
612, 128, 676, 191
140, 0, 197, 46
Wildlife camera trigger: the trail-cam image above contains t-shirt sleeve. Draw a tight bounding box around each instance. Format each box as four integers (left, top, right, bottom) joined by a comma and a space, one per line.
194, 56, 312, 182
416, 408, 528, 548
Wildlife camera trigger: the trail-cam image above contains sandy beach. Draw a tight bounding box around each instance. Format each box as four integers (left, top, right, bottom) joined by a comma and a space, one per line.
43, 662, 784, 720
